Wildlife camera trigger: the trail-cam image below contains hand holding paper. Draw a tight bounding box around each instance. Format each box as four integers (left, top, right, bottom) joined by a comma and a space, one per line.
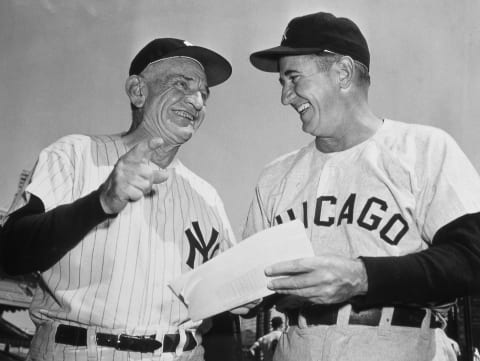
265, 254, 369, 304
169, 220, 314, 321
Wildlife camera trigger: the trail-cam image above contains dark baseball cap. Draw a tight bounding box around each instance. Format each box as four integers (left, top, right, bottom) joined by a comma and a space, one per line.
250, 12, 370, 72
129, 38, 232, 87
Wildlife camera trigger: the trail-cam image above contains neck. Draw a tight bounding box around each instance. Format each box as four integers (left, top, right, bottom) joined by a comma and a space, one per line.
121, 125, 179, 168
315, 100, 382, 153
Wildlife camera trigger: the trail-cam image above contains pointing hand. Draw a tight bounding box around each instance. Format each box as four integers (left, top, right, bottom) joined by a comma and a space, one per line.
99, 138, 170, 214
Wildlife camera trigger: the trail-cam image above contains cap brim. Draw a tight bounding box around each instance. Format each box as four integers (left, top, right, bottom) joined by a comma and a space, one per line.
250, 46, 325, 72
167, 46, 232, 87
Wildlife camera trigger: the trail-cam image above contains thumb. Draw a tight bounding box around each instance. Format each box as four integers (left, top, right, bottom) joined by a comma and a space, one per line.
152, 167, 172, 184
148, 137, 165, 150
127, 137, 165, 161
145, 137, 166, 160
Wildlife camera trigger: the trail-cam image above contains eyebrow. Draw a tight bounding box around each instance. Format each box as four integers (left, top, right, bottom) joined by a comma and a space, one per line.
278, 69, 300, 84
283, 70, 300, 76
171, 74, 210, 96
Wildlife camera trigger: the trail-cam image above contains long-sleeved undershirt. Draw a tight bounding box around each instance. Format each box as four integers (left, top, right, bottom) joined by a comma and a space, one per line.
0, 189, 115, 275
360, 212, 480, 304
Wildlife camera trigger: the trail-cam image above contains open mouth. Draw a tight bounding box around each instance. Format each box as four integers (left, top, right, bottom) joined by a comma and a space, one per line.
173, 110, 195, 121
171, 109, 198, 127
296, 103, 311, 115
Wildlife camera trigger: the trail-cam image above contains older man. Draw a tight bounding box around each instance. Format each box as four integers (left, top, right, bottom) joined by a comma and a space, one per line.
245, 12, 480, 361
1, 38, 235, 361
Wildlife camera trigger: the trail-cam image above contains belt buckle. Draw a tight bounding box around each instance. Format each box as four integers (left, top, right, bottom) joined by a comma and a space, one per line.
116, 334, 162, 353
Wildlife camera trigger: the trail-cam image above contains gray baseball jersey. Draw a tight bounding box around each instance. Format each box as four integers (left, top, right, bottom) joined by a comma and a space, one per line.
243, 119, 480, 360
244, 119, 480, 254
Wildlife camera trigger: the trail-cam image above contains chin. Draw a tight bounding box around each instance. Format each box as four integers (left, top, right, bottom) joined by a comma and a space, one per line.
301, 122, 312, 135
169, 125, 195, 142
176, 132, 194, 144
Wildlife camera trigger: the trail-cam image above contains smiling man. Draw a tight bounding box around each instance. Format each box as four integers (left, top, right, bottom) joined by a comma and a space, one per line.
244, 12, 480, 361
0, 38, 235, 361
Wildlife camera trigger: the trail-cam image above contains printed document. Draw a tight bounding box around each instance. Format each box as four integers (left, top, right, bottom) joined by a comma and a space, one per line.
169, 220, 314, 321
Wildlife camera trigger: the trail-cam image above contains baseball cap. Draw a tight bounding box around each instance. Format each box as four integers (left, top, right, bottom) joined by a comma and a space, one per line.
250, 12, 370, 72
129, 38, 232, 87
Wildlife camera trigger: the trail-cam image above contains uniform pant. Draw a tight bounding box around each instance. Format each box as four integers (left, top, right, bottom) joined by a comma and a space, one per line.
27, 321, 205, 361
273, 306, 458, 361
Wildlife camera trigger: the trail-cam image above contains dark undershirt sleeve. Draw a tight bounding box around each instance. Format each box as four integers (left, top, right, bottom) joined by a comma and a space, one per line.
0, 189, 116, 276
356, 212, 480, 306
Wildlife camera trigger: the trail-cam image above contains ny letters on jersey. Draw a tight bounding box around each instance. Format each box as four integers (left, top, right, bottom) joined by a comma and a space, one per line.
185, 221, 220, 269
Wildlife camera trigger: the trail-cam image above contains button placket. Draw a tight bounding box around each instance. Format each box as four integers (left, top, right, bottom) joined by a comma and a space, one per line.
310, 160, 336, 247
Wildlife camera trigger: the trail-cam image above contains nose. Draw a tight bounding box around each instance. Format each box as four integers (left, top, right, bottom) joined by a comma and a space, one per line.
281, 83, 295, 105
185, 91, 205, 111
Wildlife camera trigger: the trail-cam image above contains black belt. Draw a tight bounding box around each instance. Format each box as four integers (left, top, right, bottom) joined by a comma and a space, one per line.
55, 324, 197, 353
286, 304, 442, 329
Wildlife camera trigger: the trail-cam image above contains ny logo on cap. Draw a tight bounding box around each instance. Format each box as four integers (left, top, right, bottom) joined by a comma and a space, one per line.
282, 26, 289, 41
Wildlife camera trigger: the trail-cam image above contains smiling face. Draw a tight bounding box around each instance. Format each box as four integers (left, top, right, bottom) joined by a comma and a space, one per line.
279, 54, 342, 138
140, 57, 209, 146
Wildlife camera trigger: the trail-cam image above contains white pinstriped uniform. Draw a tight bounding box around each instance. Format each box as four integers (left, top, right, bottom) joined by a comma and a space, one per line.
25, 134, 236, 361
243, 119, 480, 361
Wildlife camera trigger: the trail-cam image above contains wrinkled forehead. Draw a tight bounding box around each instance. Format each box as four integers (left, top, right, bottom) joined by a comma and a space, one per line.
143, 56, 208, 84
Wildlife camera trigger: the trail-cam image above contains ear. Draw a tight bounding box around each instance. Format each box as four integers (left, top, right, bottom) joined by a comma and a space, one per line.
336, 56, 355, 89
125, 75, 147, 108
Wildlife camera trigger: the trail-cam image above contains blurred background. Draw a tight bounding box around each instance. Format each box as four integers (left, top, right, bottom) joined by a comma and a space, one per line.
0, 0, 479, 359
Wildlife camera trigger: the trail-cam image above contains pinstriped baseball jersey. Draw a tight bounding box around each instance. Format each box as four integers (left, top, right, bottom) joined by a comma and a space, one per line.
244, 118, 480, 261
25, 133, 235, 354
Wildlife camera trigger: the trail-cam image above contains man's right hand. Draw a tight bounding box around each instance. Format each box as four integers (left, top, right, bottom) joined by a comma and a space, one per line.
99, 137, 170, 214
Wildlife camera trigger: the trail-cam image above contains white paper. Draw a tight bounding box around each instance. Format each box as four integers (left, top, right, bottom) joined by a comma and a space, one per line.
169, 220, 314, 321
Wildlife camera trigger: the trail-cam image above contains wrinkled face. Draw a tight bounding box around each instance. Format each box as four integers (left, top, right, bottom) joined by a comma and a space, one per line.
279, 55, 341, 137
141, 57, 209, 146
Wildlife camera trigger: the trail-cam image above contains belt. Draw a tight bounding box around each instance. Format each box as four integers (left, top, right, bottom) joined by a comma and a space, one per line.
55, 324, 197, 353
286, 304, 442, 329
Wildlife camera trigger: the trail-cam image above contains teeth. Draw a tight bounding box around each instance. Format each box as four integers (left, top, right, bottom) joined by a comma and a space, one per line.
174, 110, 194, 121
297, 103, 311, 114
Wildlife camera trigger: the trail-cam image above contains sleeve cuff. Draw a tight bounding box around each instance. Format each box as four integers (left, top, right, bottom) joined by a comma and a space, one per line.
74, 188, 118, 226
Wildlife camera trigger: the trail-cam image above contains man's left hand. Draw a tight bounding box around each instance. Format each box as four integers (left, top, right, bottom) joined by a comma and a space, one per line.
229, 298, 262, 315
265, 255, 368, 304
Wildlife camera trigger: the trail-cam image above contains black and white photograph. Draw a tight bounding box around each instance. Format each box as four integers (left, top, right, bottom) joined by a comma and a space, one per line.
0, 1, 479, 360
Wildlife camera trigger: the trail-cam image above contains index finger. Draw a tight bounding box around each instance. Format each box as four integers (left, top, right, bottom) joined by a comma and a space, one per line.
265, 257, 315, 277
127, 137, 165, 161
